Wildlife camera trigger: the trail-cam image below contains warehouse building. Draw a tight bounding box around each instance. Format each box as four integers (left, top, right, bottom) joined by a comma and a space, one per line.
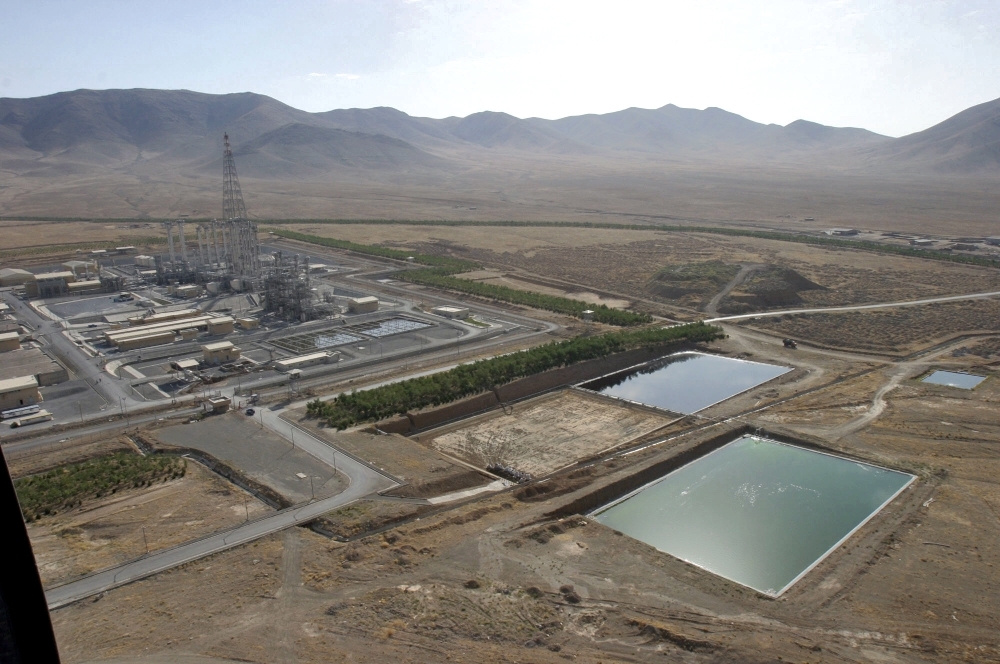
128, 308, 200, 327
347, 296, 379, 314
236, 317, 260, 329
0, 268, 34, 287
0, 375, 42, 412
202, 341, 241, 365
274, 351, 336, 372
24, 271, 76, 298
66, 279, 105, 295
0, 348, 68, 386
117, 331, 176, 351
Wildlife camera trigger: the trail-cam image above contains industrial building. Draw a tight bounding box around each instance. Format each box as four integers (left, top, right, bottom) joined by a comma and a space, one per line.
24, 271, 75, 298
0, 332, 20, 353
0, 376, 41, 412
207, 316, 234, 335
274, 352, 336, 372
171, 358, 201, 371
236, 317, 259, 329
128, 308, 200, 327
0, 268, 34, 287
202, 341, 241, 364
348, 296, 379, 314
104, 313, 232, 348
66, 279, 104, 295
61, 260, 98, 278
432, 305, 469, 319
117, 331, 176, 351
0, 348, 69, 386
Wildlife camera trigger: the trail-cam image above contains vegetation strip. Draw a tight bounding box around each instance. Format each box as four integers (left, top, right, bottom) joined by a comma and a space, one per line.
262, 220, 1000, 269
14, 453, 186, 521
270, 229, 652, 325
306, 322, 722, 429
7, 217, 995, 268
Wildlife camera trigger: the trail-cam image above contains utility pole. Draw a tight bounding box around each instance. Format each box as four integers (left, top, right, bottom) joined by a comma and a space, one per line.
141, 526, 148, 555
78, 401, 83, 422
309, 476, 315, 501
243, 494, 249, 522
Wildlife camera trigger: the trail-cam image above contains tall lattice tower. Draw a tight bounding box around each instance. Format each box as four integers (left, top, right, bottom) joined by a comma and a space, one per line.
222, 132, 248, 221
220, 133, 260, 279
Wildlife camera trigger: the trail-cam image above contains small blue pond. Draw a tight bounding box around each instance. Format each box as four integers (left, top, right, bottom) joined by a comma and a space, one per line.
921, 370, 985, 390
580, 352, 790, 414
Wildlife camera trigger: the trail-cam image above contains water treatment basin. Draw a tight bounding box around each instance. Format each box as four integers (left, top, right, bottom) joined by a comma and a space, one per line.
579, 352, 791, 414
591, 435, 915, 596
922, 370, 985, 390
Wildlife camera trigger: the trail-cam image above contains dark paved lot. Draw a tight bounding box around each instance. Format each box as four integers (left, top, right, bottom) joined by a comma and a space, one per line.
155, 412, 344, 504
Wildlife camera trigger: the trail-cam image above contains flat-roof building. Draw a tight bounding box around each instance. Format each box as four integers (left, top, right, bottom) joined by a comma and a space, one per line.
202, 341, 241, 364
432, 305, 469, 319
0, 331, 20, 353
117, 331, 176, 351
206, 316, 234, 335
128, 308, 200, 327
0, 348, 68, 386
0, 375, 41, 412
274, 352, 335, 371
24, 271, 75, 298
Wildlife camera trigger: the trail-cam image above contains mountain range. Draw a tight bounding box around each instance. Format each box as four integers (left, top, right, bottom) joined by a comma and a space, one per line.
0, 89, 998, 226
2, 89, 999, 178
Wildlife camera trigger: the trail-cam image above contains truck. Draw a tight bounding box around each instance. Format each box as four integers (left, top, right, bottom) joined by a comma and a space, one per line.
9, 410, 53, 428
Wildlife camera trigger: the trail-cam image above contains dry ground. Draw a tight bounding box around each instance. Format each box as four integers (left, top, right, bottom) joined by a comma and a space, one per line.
284, 223, 1000, 314
28, 460, 270, 588
421, 389, 676, 477
285, 411, 488, 499
455, 269, 632, 309
6, 153, 1000, 237
5, 434, 136, 478
746, 299, 1000, 355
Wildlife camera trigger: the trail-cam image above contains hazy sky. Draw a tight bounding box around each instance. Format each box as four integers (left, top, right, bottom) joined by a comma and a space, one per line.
3, 0, 999, 136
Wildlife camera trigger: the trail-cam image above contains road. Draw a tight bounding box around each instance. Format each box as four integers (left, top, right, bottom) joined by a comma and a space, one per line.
44, 408, 397, 609
705, 289, 1000, 323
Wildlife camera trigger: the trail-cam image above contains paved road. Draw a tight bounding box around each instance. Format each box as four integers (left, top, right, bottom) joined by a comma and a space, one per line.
44, 414, 396, 609
705, 289, 1000, 323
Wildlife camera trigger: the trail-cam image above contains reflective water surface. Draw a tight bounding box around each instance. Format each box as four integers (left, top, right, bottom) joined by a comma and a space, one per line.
922, 370, 985, 390
580, 352, 790, 414
592, 436, 914, 596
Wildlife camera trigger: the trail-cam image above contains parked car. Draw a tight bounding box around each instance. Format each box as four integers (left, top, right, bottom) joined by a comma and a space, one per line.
245, 408, 255, 416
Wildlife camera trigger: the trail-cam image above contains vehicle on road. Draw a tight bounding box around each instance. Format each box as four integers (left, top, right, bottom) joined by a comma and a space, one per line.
245, 408, 255, 416
1, 404, 41, 420
9, 410, 53, 428
783, 338, 798, 348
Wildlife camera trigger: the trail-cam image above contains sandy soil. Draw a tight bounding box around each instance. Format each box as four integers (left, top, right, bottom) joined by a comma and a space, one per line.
746, 299, 1000, 355
6, 434, 136, 478
423, 389, 675, 477
455, 269, 632, 308
28, 461, 270, 588
286, 223, 1000, 316
286, 411, 488, 499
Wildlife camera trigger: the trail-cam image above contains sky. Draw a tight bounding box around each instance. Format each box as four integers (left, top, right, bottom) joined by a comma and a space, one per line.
3, 0, 999, 137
